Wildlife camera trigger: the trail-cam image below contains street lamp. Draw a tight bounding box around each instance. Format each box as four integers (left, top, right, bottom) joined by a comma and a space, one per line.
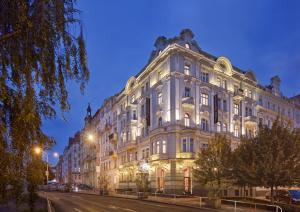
34, 147, 59, 184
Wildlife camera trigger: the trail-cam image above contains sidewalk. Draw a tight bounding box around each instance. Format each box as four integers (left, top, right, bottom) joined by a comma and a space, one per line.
74, 190, 268, 211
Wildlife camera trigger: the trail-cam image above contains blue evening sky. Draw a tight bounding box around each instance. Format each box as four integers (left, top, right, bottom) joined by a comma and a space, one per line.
44, 0, 300, 164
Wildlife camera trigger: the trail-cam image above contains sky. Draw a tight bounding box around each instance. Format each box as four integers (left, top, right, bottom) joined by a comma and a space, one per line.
44, 0, 300, 164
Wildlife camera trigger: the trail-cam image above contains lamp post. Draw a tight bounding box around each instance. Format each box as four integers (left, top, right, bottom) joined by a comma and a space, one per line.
34, 147, 59, 184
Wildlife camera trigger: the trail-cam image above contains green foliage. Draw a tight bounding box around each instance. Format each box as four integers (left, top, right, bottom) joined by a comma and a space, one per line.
0, 0, 89, 209
193, 134, 233, 198
135, 173, 150, 192
233, 117, 300, 203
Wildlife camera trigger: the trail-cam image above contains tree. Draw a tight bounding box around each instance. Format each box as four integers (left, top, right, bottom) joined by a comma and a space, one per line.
233, 117, 300, 203
135, 172, 149, 192
232, 137, 257, 196
0, 0, 89, 208
193, 134, 233, 198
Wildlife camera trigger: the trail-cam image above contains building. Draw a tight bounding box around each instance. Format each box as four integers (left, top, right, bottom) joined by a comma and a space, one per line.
58, 132, 82, 185
80, 29, 300, 195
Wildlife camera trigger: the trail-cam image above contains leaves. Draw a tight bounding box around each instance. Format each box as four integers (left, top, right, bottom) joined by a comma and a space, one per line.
193, 134, 233, 197
0, 0, 89, 205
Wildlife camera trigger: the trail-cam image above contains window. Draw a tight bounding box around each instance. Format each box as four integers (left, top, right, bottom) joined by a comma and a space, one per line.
156, 141, 160, 154
223, 100, 227, 111
234, 104, 239, 115
182, 138, 194, 152
201, 93, 209, 106
185, 43, 190, 49
216, 122, 221, 132
182, 139, 187, 152
184, 87, 191, 97
201, 118, 209, 131
201, 72, 209, 83
157, 92, 162, 105
234, 125, 239, 137
259, 117, 263, 126
158, 117, 162, 127
184, 113, 190, 127
222, 80, 227, 89
222, 123, 227, 132
248, 90, 252, 98
133, 110, 137, 120
184, 64, 190, 75
131, 95, 135, 103
218, 98, 221, 110
158, 71, 163, 80
162, 140, 167, 154
141, 104, 145, 116
217, 78, 222, 87
152, 142, 156, 154
259, 96, 263, 106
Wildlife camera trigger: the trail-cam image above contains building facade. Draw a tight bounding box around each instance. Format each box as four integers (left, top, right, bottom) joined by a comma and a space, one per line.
57, 132, 82, 185
78, 29, 300, 195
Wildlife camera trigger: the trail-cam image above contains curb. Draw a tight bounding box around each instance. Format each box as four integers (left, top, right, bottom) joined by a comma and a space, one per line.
75, 191, 216, 211
47, 198, 55, 212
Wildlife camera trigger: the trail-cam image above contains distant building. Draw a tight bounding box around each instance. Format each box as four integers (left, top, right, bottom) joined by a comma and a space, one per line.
59, 132, 81, 184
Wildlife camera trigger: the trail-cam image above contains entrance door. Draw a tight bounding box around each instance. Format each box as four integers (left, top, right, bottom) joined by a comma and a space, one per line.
183, 169, 191, 193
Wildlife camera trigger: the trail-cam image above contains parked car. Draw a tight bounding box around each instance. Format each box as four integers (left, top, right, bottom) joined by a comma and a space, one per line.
266, 190, 300, 204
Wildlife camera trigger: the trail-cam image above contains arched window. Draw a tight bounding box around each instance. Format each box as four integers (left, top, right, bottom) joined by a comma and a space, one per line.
184, 114, 190, 127
158, 117, 162, 127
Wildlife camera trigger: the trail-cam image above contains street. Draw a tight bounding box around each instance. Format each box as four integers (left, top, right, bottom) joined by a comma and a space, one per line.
41, 191, 216, 212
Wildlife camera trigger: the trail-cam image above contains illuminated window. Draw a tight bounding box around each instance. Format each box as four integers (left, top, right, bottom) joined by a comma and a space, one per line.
185, 43, 190, 49
234, 104, 239, 115
182, 138, 194, 152
156, 141, 160, 154
162, 140, 167, 154
157, 92, 162, 105
184, 113, 190, 127
201, 93, 209, 106
216, 122, 221, 132
131, 95, 135, 103
184, 64, 190, 75
222, 123, 227, 132
234, 125, 239, 137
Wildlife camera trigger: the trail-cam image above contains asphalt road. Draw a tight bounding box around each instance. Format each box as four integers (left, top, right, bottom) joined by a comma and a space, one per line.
41, 191, 216, 212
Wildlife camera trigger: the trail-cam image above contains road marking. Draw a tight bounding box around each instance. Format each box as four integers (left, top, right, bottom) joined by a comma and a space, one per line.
139, 202, 169, 208
108, 205, 137, 212
74, 208, 83, 212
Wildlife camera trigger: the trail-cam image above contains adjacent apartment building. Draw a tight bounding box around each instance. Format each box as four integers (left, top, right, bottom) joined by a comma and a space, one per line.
56, 132, 82, 185
79, 29, 300, 195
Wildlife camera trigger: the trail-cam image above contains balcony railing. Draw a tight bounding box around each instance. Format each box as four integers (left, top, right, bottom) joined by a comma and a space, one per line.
182, 96, 194, 109
149, 153, 168, 161
176, 152, 195, 159
244, 115, 257, 124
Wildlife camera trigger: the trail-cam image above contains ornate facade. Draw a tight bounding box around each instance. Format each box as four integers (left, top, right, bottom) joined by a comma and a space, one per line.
80, 29, 300, 195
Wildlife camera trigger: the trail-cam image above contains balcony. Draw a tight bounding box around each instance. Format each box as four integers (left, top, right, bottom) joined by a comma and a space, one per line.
244, 115, 257, 125
108, 133, 118, 143
149, 153, 168, 161
176, 152, 195, 159
182, 96, 195, 110
233, 89, 244, 101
